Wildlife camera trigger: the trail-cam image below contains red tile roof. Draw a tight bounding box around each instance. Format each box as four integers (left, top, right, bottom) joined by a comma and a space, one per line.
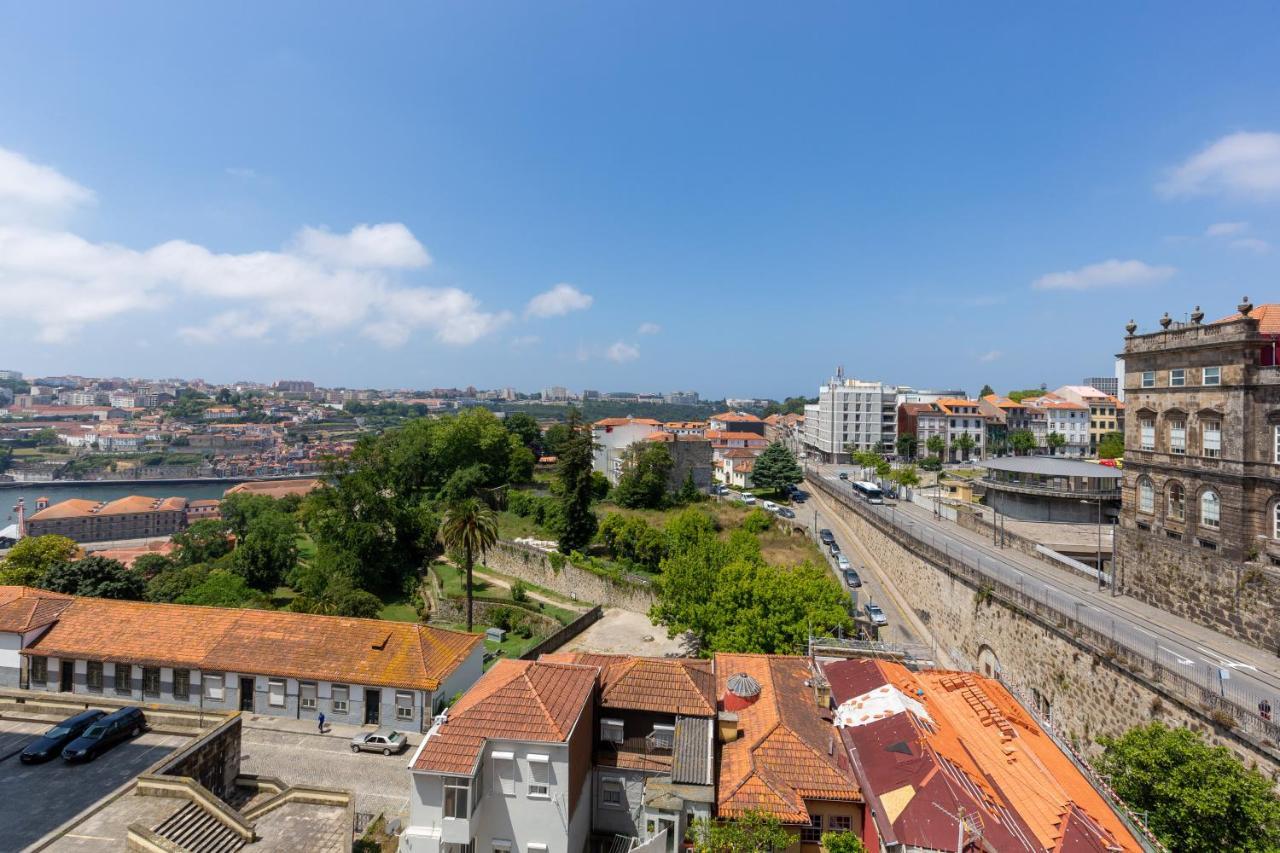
541, 652, 716, 716
413, 659, 598, 774
0, 586, 73, 633
710, 412, 762, 423
594, 417, 662, 428
1216, 303, 1280, 335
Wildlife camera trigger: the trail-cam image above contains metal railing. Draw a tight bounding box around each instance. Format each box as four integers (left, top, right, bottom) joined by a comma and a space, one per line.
809, 474, 1280, 748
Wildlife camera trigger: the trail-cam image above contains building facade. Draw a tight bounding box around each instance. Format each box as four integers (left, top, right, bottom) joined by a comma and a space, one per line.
25, 496, 192, 542
802, 370, 895, 463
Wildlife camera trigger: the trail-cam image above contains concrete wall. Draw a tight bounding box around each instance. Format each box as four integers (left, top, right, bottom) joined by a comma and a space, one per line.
484, 542, 656, 613
818, 481, 1280, 775
157, 714, 242, 798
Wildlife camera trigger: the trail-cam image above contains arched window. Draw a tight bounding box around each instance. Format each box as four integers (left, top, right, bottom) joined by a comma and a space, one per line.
1137, 478, 1154, 514
1273, 500, 1280, 541
1200, 489, 1221, 530
1167, 482, 1185, 521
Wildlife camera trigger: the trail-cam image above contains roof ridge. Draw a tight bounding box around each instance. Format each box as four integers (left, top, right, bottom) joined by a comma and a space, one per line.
522, 667, 566, 737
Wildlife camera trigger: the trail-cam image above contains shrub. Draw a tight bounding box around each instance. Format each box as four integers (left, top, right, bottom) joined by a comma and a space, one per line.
742, 508, 772, 534
511, 580, 529, 603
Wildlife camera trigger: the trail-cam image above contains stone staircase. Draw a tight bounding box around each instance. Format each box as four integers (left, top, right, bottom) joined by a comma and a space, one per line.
153, 801, 247, 853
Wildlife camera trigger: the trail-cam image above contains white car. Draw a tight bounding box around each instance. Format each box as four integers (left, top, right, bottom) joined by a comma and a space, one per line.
836, 554, 852, 571
762, 501, 780, 513
741, 493, 756, 505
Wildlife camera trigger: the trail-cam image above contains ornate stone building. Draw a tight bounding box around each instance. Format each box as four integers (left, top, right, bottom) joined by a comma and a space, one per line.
1115, 299, 1280, 650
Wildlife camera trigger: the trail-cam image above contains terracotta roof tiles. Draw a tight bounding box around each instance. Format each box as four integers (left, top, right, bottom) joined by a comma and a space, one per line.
541, 652, 716, 716
0, 586, 74, 633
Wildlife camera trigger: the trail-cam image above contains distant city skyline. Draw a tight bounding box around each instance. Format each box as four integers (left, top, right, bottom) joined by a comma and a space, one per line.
1, 4, 1278, 397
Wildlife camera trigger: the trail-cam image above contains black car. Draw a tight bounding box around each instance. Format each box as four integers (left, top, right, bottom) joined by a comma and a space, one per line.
829, 541, 841, 557
62, 706, 146, 763
818, 529, 834, 545
843, 568, 863, 588
792, 492, 807, 503
20, 709, 106, 764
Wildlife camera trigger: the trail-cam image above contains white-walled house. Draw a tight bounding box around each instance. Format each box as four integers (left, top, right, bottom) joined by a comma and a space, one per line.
591, 419, 663, 484
2, 587, 483, 731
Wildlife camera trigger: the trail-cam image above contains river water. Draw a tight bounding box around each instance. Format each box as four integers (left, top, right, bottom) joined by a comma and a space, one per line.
0, 481, 244, 529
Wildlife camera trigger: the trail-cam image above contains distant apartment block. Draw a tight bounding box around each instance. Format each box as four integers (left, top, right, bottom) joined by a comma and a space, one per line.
273, 380, 316, 393
542, 386, 570, 402
1083, 375, 1119, 397
802, 369, 897, 462
0, 369, 23, 381
662, 390, 699, 405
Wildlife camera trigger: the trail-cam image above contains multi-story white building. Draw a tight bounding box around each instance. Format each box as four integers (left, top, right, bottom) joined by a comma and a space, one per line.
801, 370, 896, 462
591, 418, 663, 483
1027, 398, 1090, 456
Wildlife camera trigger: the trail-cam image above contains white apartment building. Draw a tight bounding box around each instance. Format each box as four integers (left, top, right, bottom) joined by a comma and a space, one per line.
802, 369, 896, 462
591, 418, 663, 483
1027, 399, 1089, 456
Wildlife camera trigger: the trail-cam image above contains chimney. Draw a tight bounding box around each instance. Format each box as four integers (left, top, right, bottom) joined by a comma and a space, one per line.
717, 711, 740, 744
812, 673, 832, 710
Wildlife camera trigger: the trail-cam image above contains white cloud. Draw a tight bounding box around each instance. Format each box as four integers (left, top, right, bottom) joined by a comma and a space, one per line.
1230, 237, 1271, 254
637, 322, 661, 335
1159, 132, 1280, 199
0, 148, 94, 223
1032, 259, 1176, 291
525, 283, 593, 318
607, 341, 640, 363
1206, 221, 1248, 237
0, 146, 511, 347
978, 350, 1003, 363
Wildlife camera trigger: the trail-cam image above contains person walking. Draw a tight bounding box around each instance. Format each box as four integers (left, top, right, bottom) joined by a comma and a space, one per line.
318, 711, 326, 733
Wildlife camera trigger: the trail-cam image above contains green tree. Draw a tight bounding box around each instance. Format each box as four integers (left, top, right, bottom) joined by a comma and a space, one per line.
219, 492, 282, 540
438, 498, 499, 631
978, 384, 995, 398
0, 534, 79, 586
40, 556, 144, 600
953, 432, 976, 460
1009, 429, 1037, 455
234, 511, 300, 590
146, 563, 213, 603
896, 432, 918, 460
677, 470, 701, 504
288, 573, 382, 618
177, 569, 262, 608
503, 412, 543, 453
925, 435, 946, 459
1098, 431, 1125, 459
541, 422, 572, 457
689, 810, 792, 853
131, 552, 175, 581
554, 408, 598, 553
1047, 431, 1066, 455
599, 513, 668, 570
750, 442, 803, 494
889, 464, 920, 490
172, 519, 233, 566
1096, 722, 1280, 852
615, 442, 675, 509
821, 830, 867, 853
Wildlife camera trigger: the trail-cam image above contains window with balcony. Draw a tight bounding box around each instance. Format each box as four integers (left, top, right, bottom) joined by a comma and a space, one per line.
1169, 420, 1186, 455
1203, 366, 1221, 386
1167, 483, 1185, 521
528, 755, 550, 798
1140, 419, 1155, 451
443, 776, 472, 818
1201, 490, 1221, 530
1141, 371, 1155, 388
1138, 480, 1154, 514
1203, 421, 1221, 458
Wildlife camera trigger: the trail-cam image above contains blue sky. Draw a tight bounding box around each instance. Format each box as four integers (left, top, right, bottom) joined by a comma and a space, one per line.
1, 3, 1279, 398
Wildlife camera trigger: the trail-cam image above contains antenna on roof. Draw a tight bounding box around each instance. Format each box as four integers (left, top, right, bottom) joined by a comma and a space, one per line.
930, 803, 985, 853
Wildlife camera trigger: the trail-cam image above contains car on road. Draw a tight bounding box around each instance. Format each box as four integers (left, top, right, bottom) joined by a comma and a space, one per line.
838, 471, 848, 480
351, 728, 410, 756
61, 706, 146, 763
828, 541, 841, 557
776, 507, 795, 519
818, 528, 834, 545
843, 568, 862, 588
762, 500, 779, 513
864, 602, 888, 627
20, 709, 106, 764
792, 491, 807, 503
741, 493, 756, 505
835, 553, 851, 570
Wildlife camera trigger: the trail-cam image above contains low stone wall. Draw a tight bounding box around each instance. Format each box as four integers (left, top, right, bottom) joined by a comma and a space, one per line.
482, 541, 657, 613
521, 606, 605, 660
1118, 526, 1280, 655
156, 714, 242, 799
809, 477, 1280, 776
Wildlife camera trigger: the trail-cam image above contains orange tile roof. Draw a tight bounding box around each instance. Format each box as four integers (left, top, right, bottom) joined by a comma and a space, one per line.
28, 499, 101, 521
0, 586, 73, 633
541, 652, 716, 716
86, 540, 177, 568
594, 417, 662, 428
414, 659, 598, 774
1216, 303, 1280, 335
715, 653, 861, 823
223, 478, 321, 498
710, 412, 762, 423
28, 495, 188, 521
719, 448, 760, 459
26, 595, 480, 690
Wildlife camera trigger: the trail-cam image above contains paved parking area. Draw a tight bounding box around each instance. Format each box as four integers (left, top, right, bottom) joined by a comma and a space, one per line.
0, 719, 188, 851
240, 724, 414, 820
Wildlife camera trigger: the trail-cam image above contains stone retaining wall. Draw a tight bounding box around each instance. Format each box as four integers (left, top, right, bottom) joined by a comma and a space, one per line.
482, 541, 657, 613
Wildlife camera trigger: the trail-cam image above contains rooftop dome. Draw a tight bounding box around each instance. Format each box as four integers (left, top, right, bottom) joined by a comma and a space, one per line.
723, 672, 762, 711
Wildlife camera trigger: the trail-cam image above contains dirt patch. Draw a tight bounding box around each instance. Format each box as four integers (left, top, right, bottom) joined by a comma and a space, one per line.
559, 607, 685, 656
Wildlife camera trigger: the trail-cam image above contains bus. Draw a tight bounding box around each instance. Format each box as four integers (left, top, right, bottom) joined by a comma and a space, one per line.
852, 481, 884, 504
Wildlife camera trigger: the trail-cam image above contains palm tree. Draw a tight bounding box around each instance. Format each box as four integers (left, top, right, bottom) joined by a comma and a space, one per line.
438, 498, 499, 632
953, 433, 976, 461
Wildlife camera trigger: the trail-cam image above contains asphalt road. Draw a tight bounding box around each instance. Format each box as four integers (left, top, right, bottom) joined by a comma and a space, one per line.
809, 466, 1280, 722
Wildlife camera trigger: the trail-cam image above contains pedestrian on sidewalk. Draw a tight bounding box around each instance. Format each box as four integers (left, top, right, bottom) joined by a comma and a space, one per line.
318, 711, 326, 733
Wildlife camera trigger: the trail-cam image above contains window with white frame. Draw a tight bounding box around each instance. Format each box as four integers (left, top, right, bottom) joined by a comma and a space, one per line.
1140, 419, 1155, 451
300, 682, 317, 711
331, 685, 348, 714
1141, 371, 1155, 388
1169, 420, 1186, 454
1170, 369, 1185, 387
396, 691, 414, 721
1168, 483, 1185, 521
205, 673, 225, 701
601, 718, 625, 744
86, 661, 103, 692
1203, 366, 1221, 386
116, 664, 133, 695
1274, 502, 1280, 540
493, 752, 516, 796
650, 724, 675, 749
1201, 490, 1221, 530
1274, 426, 1280, 464
527, 755, 550, 798
601, 777, 625, 809
1138, 480, 1154, 514
267, 678, 285, 708
1203, 421, 1221, 458
443, 776, 471, 818
173, 669, 190, 700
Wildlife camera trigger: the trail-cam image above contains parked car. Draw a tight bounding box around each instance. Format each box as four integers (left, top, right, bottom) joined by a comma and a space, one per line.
792, 491, 807, 503
818, 529, 834, 545
835, 554, 851, 570
776, 507, 795, 519
351, 728, 410, 756
838, 471, 849, 480
20, 709, 106, 764
828, 541, 841, 557
844, 568, 863, 588
741, 493, 756, 505
762, 500, 780, 513
61, 707, 146, 763
864, 602, 888, 627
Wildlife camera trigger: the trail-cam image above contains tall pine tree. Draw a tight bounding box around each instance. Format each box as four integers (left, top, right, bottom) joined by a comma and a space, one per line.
750, 442, 804, 493
556, 407, 598, 553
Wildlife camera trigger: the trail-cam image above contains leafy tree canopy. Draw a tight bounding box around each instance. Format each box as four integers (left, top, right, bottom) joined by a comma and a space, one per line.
172, 519, 234, 566
1096, 722, 1280, 852
762, 396, 815, 417
751, 442, 803, 494
614, 442, 675, 509
176, 569, 264, 609
41, 556, 144, 600
146, 563, 213, 603
821, 831, 867, 853
555, 408, 598, 552
503, 412, 544, 453
1098, 431, 1125, 459
1009, 429, 1037, 454
925, 435, 946, 456
0, 534, 79, 585
978, 384, 995, 398
233, 510, 300, 591
689, 810, 792, 853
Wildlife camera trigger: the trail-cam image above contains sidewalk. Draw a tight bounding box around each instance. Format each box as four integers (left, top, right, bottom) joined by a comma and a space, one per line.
239, 712, 420, 746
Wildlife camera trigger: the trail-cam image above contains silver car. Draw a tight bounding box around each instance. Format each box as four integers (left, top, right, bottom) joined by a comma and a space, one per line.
350, 728, 409, 755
